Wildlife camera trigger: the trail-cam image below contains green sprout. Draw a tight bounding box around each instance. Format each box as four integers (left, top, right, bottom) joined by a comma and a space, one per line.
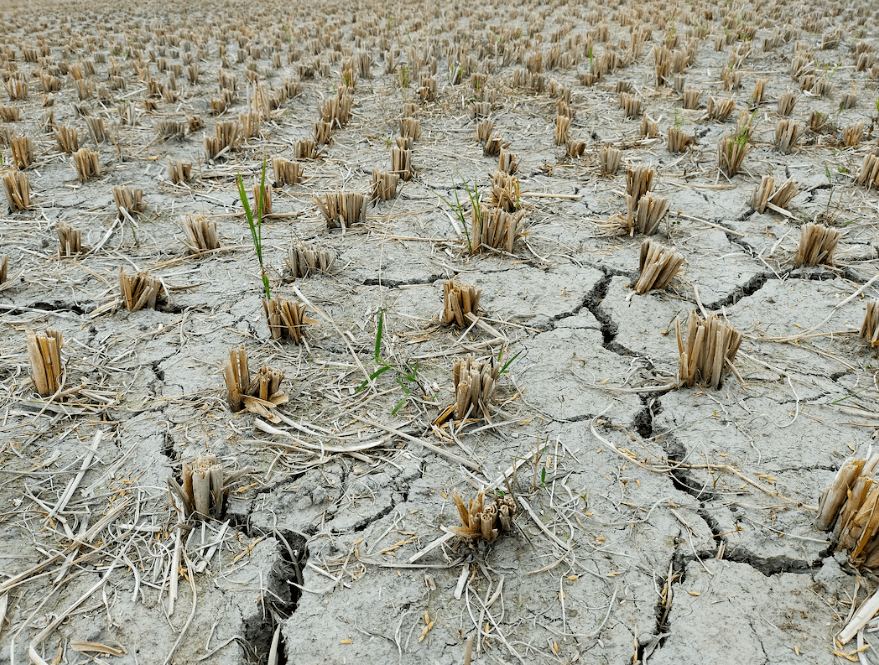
236, 158, 271, 300
356, 308, 420, 414
432, 173, 481, 252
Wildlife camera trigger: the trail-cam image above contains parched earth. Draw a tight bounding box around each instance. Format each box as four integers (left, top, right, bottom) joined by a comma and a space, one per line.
1, 0, 879, 663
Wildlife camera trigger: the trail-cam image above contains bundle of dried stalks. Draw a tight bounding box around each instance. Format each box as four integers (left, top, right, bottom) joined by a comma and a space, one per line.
450, 491, 516, 543
167, 158, 192, 184
205, 121, 239, 159
717, 115, 753, 177
774, 119, 803, 154
55, 125, 79, 153
155, 119, 186, 140
112, 186, 143, 218
676, 311, 743, 389
314, 120, 333, 145
263, 297, 309, 342
566, 139, 586, 158
751, 176, 799, 213
472, 207, 522, 254
620, 92, 641, 118
0, 255, 6, 285
443, 280, 481, 327
654, 46, 670, 85
391, 147, 412, 181
119, 268, 161, 311
721, 66, 741, 90
27, 329, 63, 397
626, 166, 654, 203
295, 138, 316, 160
187, 115, 204, 133
3, 171, 30, 211
395, 136, 413, 151
85, 116, 104, 144
484, 135, 505, 156
223, 346, 286, 413
263, 155, 299, 186
857, 154, 879, 190
238, 112, 260, 139
844, 122, 865, 148
0, 106, 21, 122
371, 168, 399, 201
252, 180, 272, 215
626, 193, 669, 236
314, 192, 367, 228
57, 222, 81, 257
400, 117, 421, 140
707, 97, 735, 121
815, 455, 879, 568
285, 241, 336, 279
682, 88, 701, 109
453, 353, 500, 420
475, 120, 493, 146
71, 148, 99, 181
498, 150, 517, 175
640, 115, 658, 138
793, 223, 839, 267
777, 91, 798, 116
752, 78, 767, 106
809, 110, 832, 133
634, 239, 684, 294
181, 215, 219, 254
840, 92, 857, 110
860, 301, 879, 347
470, 102, 492, 119
488, 171, 520, 212
168, 455, 246, 521
600, 147, 622, 175
10, 136, 33, 170
555, 114, 570, 145
667, 126, 693, 153
418, 75, 436, 101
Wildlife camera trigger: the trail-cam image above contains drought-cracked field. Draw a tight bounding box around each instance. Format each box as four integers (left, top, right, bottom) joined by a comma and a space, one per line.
2, 0, 879, 663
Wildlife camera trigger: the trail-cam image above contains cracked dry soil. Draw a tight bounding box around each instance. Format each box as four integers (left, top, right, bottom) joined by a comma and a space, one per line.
2, 0, 879, 663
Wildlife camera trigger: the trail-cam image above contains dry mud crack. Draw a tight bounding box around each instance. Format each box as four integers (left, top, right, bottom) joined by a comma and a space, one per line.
3, 0, 879, 663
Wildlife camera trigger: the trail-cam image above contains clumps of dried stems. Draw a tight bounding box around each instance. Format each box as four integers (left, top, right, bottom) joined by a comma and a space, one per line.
285, 241, 336, 279
205, 121, 239, 159
154, 119, 186, 140
860, 302, 879, 347
566, 139, 586, 158
498, 150, 518, 175
555, 114, 571, 145
57, 222, 82, 257
263, 297, 309, 343
85, 117, 104, 144
707, 97, 735, 121
0, 106, 21, 122
844, 122, 865, 148
27, 329, 63, 397
472, 206, 523, 255
55, 125, 79, 153
682, 88, 701, 109
774, 119, 803, 155
677, 311, 743, 389
634, 239, 684, 294
120, 268, 161, 311
391, 147, 413, 181
717, 112, 754, 177
777, 91, 798, 116
295, 139, 316, 160
620, 93, 641, 118
751, 78, 768, 107
72, 148, 100, 181
168, 455, 246, 521
443, 280, 481, 327
751, 176, 799, 213
793, 223, 839, 267
600, 147, 622, 175
371, 168, 399, 201
654, 46, 671, 85
626, 193, 669, 236
314, 192, 367, 228
0, 255, 6, 285
640, 115, 658, 138
453, 354, 500, 420
667, 126, 693, 153
488, 171, 520, 212
112, 186, 143, 218
815, 455, 879, 568
10, 136, 33, 169
272, 157, 303, 185
167, 159, 192, 185
840, 91, 858, 110
181, 215, 219, 254
401, 117, 421, 141
3, 171, 31, 211
451, 491, 516, 544
857, 154, 879, 189
809, 110, 832, 133
223, 346, 286, 415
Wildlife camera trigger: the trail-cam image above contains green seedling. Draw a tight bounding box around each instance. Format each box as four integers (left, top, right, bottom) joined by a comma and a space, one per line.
673, 110, 683, 130
432, 173, 481, 251
497, 345, 521, 374
237, 158, 271, 299
356, 308, 420, 414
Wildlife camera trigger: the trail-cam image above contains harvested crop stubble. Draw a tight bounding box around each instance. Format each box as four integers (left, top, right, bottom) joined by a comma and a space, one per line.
112, 186, 143, 218
273, 157, 303, 185
26, 329, 63, 397
676, 310, 743, 389
168, 455, 249, 521
371, 168, 399, 201
451, 491, 517, 543
634, 239, 684, 294
181, 215, 219, 254
443, 280, 481, 327
452, 353, 500, 420
119, 268, 161, 311
167, 158, 192, 184
285, 241, 336, 278
223, 345, 286, 413
57, 222, 82, 257
314, 191, 367, 228
794, 222, 839, 267
263, 297, 309, 342
3, 171, 30, 211
471, 206, 522, 254
860, 301, 879, 347
816, 456, 879, 568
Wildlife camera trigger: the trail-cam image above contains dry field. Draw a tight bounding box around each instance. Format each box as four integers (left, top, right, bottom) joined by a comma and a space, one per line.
3, 0, 879, 663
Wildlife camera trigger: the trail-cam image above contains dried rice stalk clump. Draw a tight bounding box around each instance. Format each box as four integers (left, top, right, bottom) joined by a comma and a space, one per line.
113, 186, 143, 218
371, 168, 399, 201
667, 126, 693, 153
295, 139, 316, 160
626, 193, 669, 236
860, 301, 879, 347
314, 120, 333, 145
285, 241, 336, 279
167, 158, 192, 184
751, 176, 799, 213
57, 222, 82, 257
314, 192, 367, 228
400, 117, 421, 140
676, 311, 743, 389
566, 139, 586, 158
27, 329, 63, 397
443, 280, 480, 327
815, 455, 879, 568
488, 171, 520, 212
181, 215, 219, 254
793, 223, 839, 267
72, 148, 100, 181
751, 78, 767, 106
844, 122, 865, 148
857, 154, 879, 190
55, 126, 79, 153
555, 115, 571, 145
154, 119, 186, 140
263, 297, 310, 343
205, 121, 239, 159
717, 114, 753, 177
471, 206, 523, 255
223, 346, 286, 413
600, 147, 622, 175
272, 157, 303, 185
634, 239, 684, 294
391, 147, 412, 181
3, 171, 31, 211
483, 134, 505, 157
498, 149, 517, 175
10, 136, 33, 169
453, 353, 500, 420
682, 88, 701, 109
620, 92, 641, 118
168, 455, 248, 521
707, 97, 735, 121
451, 491, 516, 544
774, 120, 803, 155
626, 166, 655, 202
119, 268, 161, 311
777, 91, 798, 116
0, 106, 21, 122
0, 255, 7, 285
640, 115, 658, 138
